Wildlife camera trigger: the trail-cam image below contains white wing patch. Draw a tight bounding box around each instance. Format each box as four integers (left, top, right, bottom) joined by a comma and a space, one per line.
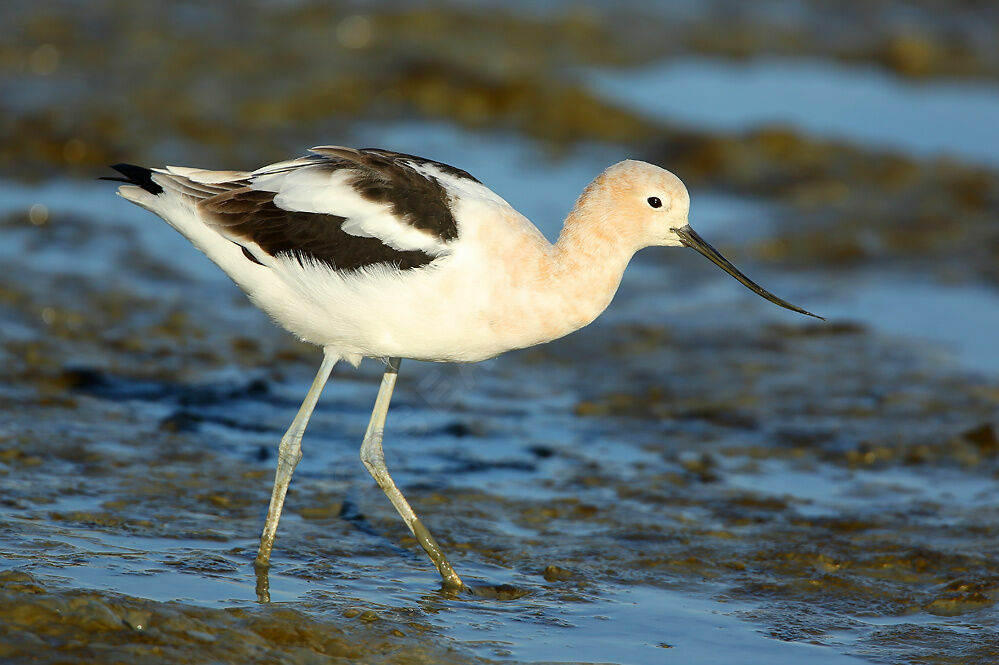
405, 161, 510, 206
250, 165, 451, 257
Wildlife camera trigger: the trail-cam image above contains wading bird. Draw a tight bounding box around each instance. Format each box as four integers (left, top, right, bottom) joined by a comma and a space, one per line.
107, 147, 819, 590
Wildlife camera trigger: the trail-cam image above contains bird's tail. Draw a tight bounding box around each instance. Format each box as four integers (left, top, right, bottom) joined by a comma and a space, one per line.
101, 163, 163, 194
101, 163, 166, 213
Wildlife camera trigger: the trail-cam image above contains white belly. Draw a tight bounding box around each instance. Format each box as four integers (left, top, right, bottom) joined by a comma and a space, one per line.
248, 249, 557, 363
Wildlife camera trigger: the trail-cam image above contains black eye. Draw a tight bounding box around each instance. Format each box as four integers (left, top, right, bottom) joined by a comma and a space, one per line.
647, 196, 662, 208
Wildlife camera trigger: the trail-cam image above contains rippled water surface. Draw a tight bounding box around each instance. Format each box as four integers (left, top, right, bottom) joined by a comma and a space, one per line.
2, 2, 998, 664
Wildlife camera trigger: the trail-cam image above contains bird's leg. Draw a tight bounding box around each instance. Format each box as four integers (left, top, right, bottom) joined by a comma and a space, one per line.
360, 357, 464, 590
255, 348, 339, 572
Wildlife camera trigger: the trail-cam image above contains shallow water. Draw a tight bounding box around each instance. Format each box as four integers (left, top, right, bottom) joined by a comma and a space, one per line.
3, 3, 999, 664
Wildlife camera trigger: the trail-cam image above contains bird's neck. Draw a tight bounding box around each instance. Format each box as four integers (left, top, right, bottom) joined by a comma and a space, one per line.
474, 195, 643, 355
541, 204, 641, 335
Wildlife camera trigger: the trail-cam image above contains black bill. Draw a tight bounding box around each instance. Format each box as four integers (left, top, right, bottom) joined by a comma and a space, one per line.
673, 224, 823, 320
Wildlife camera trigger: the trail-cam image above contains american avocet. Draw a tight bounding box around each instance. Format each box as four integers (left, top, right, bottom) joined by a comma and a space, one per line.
106, 147, 819, 590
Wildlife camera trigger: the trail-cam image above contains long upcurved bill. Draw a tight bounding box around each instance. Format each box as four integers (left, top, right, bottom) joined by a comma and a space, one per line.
673, 225, 823, 320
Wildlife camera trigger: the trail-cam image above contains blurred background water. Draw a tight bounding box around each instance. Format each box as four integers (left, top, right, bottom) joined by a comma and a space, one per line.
1, 2, 998, 664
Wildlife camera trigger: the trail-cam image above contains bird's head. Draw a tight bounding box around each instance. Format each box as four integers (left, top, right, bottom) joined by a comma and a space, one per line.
593, 160, 822, 320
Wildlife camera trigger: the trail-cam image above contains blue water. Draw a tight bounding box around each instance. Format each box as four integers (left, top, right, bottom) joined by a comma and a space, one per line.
589, 56, 999, 167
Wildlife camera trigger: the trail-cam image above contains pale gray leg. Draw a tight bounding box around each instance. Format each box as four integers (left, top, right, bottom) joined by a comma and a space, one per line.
255, 348, 339, 570
360, 357, 464, 590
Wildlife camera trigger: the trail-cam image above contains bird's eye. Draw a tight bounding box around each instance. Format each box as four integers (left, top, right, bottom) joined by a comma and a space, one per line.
647, 196, 662, 209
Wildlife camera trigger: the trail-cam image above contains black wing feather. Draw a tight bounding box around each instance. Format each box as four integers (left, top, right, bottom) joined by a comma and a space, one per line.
103, 163, 163, 194
199, 187, 436, 272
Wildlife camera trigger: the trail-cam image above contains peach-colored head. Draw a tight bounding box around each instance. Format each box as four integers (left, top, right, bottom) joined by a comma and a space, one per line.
566, 159, 822, 320
571, 160, 692, 250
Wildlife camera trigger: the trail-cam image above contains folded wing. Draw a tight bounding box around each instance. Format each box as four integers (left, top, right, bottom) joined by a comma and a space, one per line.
187, 147, 474, 273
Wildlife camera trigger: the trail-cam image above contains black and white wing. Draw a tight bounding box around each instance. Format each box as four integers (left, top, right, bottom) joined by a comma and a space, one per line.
175, 147, 487, 273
